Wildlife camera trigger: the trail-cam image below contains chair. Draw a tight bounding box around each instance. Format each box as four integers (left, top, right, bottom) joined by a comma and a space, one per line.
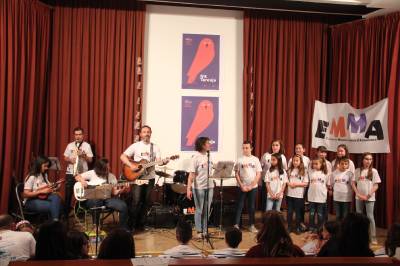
14, 182, 49, 222
74, 199, 116, 231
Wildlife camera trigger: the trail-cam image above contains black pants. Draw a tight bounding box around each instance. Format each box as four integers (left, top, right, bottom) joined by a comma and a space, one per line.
128, 179, 155, 228
64, 173, 75, 217
286, 196, 304, 231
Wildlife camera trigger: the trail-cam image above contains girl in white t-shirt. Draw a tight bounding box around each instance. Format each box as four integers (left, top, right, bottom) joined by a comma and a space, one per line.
288, 144, 311, 170
352, 152, 381, 244
308, 158, 329, 231
331, 144, 355, 174
329, 158, 353, 221
265, 153, 288, 211
286, 154, 308, 234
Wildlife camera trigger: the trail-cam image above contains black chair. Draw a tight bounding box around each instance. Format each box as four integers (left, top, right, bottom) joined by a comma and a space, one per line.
14, 182, 49, 222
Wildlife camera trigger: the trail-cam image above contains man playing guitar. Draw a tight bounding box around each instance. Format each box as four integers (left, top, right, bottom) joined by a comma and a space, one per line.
63, 127, 93, 217
120, 125, 168, 230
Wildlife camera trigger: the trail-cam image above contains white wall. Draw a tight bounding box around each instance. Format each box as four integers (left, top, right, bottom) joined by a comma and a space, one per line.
143, 5, 243, 174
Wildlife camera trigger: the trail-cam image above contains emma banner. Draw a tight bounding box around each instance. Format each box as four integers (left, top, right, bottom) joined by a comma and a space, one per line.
311, 98, 390, 153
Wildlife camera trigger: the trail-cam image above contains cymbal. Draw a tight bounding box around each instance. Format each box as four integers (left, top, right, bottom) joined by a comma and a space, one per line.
155, 171, 172, 178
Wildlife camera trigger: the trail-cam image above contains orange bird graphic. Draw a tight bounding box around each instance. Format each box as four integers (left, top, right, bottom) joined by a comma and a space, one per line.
186, 100, 214, 146
186, 38, 215, 84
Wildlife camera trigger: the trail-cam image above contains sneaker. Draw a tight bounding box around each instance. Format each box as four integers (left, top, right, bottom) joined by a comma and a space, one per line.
233, 224, 240, 230
249, 225, 258, 233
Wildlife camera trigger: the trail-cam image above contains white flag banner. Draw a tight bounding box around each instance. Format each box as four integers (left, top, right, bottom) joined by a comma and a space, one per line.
311, 98, 390, 153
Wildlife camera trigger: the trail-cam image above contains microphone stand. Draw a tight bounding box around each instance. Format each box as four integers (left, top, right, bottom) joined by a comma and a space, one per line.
201, 150, 214, 249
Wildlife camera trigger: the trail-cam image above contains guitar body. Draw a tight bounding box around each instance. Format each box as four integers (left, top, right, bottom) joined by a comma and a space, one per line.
37, 193, 50, 200
122, 159, 153, 181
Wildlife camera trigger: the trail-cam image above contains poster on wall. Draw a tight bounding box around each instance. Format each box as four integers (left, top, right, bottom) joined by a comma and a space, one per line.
181, 96, 219, 151
182, 34, 220, 90
311, 98, 390, 153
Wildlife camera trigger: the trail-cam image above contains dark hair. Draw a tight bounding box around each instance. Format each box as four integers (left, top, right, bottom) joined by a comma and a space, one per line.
338, 213, 373, 257
225, 227, 242, 248
66, 231, 90, 259
194, 137, 210, 152
385, 223, 400, 257
256, 211, 301, 257
35, 221, 69, 260
288, 154, 305, 177
317, 146, 328, 152
28, 155, 52, 177
0, 214, 13, 228
311, 157, 328, 175
269, 153, 284, 175
243, 140, 253, 148
361, 152, 374, 181
323, 221, 340, 239
269, 139, 285, 154
176, 220, 192, 244
73, 127, 84, 133
94, 158, 109, 179
334, 144, 350, 169
98, 228, 135, 259
140, 125, 152, 133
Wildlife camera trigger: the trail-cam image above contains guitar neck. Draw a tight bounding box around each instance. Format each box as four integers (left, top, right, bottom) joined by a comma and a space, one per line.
142, 159, 164, 169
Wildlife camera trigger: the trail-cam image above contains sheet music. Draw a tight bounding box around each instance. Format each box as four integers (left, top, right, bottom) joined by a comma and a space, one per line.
131, 257, 169, 266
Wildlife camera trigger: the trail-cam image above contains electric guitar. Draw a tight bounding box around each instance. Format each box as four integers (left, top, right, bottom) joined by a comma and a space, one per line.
122, 155, 179, 181
73, 179, 149, 201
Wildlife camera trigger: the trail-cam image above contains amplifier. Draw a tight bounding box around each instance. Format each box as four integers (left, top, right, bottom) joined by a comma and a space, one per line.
210, 200, 237, 228
146, 205, 178, 228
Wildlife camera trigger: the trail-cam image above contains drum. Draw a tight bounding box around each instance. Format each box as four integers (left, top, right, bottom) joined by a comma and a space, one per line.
171, 170, 188, 194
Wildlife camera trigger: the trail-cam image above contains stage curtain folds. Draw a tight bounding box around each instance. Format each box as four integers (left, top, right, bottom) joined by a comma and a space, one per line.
329, 12, 400, 226
0, 0, 52, 213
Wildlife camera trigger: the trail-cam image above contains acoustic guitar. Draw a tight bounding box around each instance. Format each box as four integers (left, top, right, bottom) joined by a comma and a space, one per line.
37, 178, 65, 200
122, 155, 179, 181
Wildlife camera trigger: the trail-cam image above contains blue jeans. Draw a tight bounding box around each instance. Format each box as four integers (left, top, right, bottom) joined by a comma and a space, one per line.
266, 197, 283, 211
286, 196, 304, 230
25, 193, 62, 220
86, 198, 129, 229
193, 188, 214, 233
234, 187, 257, 226
334, 201, 350, 221
355, 199, 376, 239
309, 202, 326, 229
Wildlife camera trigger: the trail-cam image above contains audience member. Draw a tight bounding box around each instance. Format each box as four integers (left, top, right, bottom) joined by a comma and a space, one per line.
98, 228, 135, 259
213, 227, 245, 258
35, 221, 71, 260
67, 230, 90, 259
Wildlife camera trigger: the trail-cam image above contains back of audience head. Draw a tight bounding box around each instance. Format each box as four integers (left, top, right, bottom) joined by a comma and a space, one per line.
16, 220, 35, 234
385, 223, 400, 257
35, 221, 69, 260
339, 213, 373, 257
98, 228, 135, 259
321, 221, 340, 240
257, 210, 294, 256
0, 214, 14, 230
225, 227, 242, 248
176, 220, 192, 244
67, 230, 90, 259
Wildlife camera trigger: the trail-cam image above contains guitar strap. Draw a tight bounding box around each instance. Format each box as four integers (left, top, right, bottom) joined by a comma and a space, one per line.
150, 143, 154, 162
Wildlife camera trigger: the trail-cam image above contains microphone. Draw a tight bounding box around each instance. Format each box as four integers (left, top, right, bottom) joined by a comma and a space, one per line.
209, 140, 216, 145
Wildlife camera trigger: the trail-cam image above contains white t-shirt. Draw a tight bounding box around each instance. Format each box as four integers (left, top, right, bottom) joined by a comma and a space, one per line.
331, 158, 355, 174
24, 174, 49, 192
330, 169, 353, 202
353, 168, 381, 201
80, 170, 118, 186
235, 155, 262, 189
325, 160, 332, 175
288, 155, 311, 170
308, 169, 329, 203
188, 152, 214, 189
261, 153, 288, 172
163, 244, 202, 258
212, 248, 245, 258
264, 169, 288, 199
287, 168, 309, 199
123, 141, 161, 179
64, 141, 93, 174
0, 230, 35, 261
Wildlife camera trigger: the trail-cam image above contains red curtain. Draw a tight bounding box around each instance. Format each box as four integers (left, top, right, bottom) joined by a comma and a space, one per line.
44, 1, 145, 180
329, 12, 400, 226
0, 0, 51, 213
243, 11, 329, 161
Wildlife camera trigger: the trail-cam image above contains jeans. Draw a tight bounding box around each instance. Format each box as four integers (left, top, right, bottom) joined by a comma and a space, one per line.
128, 179, 155, 228
356, 199, 376, 239
334, 201, 350, 221
64, 173, 75, 217
86, 198, 129, 229
234, 187, 257, 226
193, 188, 214, 233
309, 202, 325, 229
266, 197, 283, 211
286, 196, 304, 230
25, 193, 62, 220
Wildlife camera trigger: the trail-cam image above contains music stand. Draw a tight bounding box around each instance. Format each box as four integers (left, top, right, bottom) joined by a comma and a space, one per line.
211, 161, 234, 237
48, 157, 61, 171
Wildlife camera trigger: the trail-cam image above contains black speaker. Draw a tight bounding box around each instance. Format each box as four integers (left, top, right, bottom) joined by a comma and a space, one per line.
210, 200, 237, 228
146, 206, 178, 228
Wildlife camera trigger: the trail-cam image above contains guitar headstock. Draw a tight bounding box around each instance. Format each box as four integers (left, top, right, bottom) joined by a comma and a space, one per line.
169, 155, 180, 160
